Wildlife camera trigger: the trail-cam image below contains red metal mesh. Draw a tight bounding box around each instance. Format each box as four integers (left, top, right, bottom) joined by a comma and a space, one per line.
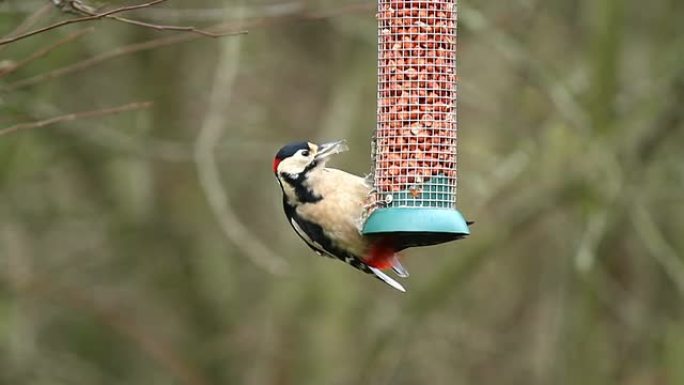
373, 0, 457, 208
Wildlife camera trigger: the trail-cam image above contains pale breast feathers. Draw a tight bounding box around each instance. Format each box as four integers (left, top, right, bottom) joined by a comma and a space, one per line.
296, 168, 370, 256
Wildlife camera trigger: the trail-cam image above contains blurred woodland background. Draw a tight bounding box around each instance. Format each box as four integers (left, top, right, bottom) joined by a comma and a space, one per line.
1, 0, 683, 384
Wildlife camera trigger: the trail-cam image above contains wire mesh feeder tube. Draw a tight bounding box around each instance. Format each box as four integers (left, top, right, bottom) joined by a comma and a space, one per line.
362, 0, 469, 248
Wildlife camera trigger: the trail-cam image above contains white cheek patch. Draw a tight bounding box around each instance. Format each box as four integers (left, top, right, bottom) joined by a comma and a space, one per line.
278, 157, 308, 175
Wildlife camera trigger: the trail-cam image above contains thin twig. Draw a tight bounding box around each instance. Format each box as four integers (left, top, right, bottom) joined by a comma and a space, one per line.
123, 2, 305, 22
194, 9, 289, 275
0, 101, 153, 137
0, 27, 94, 79
25, 100, 279, 161
105, 15, 231, 37
3, 33, 219, 92
2, 2, 369, 92
68, 0, 235, 38
0, 3, 53, 53
0, 0, 168, 46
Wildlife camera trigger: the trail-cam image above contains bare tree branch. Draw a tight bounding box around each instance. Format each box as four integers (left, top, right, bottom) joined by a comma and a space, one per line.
2, 32, 242, 92
0, 101, 153, 137
0, 27, 94, 79
0, 3, 53, 53
2, 2, 369, 92
121, 2, 305, 22
0, 0, 171, 46
194, 9, 289, 276
66, 0, 239, 38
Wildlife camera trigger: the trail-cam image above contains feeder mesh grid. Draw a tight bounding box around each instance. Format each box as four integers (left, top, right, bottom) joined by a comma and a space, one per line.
370, 0, 458, 211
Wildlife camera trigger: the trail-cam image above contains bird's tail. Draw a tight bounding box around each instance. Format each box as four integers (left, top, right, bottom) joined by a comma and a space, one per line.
364, 237, 409, 291
365, 238, 408, 274
343, 253, 406, 292
368, 266, 406, 292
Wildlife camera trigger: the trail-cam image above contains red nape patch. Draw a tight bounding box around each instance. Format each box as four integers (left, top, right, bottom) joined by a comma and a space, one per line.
365, 238, 397, 269
272, 158, 282, 173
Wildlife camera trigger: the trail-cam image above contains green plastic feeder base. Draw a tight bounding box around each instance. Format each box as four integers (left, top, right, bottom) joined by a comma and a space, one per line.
362, 207, 470, 249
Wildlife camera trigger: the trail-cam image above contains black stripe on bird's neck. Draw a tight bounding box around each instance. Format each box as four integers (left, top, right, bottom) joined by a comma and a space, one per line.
280, 171, 322, 204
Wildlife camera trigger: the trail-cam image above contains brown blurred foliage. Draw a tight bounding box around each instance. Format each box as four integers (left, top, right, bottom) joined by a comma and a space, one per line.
1, 1, 683, 385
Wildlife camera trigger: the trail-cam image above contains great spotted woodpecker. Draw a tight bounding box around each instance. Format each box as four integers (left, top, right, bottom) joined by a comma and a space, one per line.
273, 140, 408, 292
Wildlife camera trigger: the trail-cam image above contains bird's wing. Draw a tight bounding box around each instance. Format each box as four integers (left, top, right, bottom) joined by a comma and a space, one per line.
290, 212, 406, 292
288, 208, 354, 262
283, 169, 406, 292
283, 201, 329, 257
297, 168, 369, 256
289, 217, 326, 257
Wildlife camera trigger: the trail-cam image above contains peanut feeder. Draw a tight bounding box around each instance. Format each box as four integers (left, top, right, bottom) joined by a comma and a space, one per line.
362, 0, 469, 248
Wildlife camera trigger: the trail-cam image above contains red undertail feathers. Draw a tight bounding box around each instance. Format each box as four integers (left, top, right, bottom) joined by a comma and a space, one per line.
366, 238, 398, 270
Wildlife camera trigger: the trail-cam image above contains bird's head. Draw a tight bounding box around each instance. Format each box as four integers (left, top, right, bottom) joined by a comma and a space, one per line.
272, 140, 348, 177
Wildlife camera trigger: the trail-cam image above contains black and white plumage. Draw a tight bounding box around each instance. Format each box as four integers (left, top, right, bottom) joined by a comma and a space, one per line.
273, 140, 407, 292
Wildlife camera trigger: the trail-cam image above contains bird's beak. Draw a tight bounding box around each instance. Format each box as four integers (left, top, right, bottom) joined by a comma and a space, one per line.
315, 140, 349, 160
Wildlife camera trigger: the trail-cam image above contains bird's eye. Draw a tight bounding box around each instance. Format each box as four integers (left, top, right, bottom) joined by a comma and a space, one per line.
301, 150, 310, 157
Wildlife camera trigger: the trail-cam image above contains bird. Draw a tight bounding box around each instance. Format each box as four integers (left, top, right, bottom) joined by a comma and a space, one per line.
272, 140, 409, 292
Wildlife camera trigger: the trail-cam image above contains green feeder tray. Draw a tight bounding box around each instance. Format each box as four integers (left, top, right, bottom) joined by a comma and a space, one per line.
362, 176, 470, 249
362, 207, 469, 249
